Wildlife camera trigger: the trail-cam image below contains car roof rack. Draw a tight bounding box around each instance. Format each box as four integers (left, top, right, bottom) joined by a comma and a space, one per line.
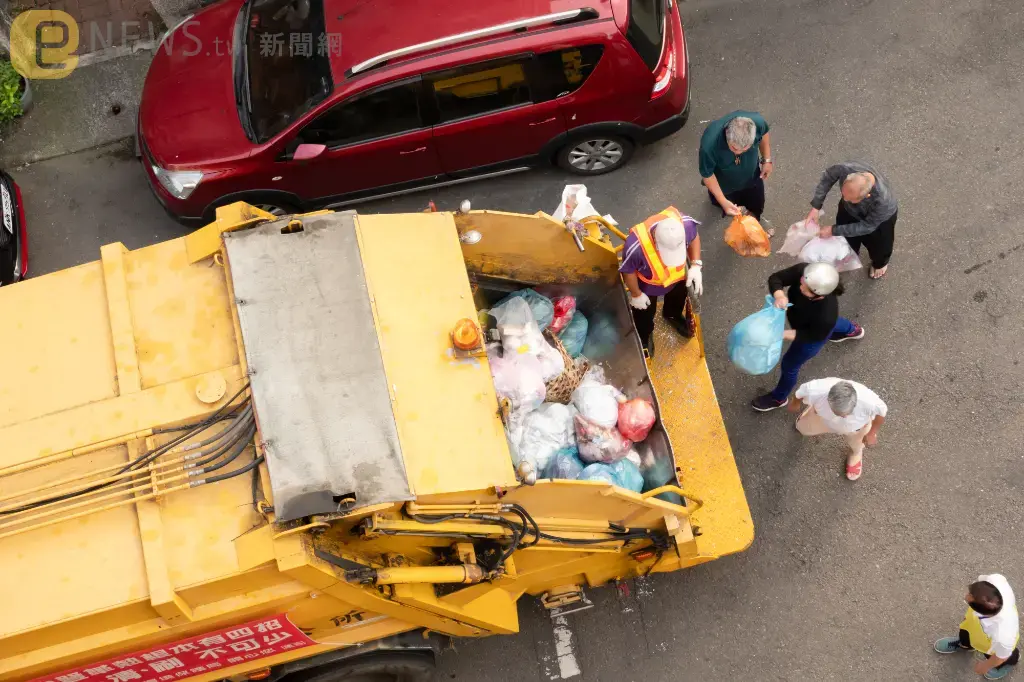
346, 7, 600, 77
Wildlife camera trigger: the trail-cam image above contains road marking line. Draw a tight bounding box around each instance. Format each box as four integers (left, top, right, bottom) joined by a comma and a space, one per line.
551, 615, 581, 679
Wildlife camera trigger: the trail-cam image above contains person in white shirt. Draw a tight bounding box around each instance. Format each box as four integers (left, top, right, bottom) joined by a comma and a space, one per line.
934, 575, 1020, 680
788, 378, 887, 481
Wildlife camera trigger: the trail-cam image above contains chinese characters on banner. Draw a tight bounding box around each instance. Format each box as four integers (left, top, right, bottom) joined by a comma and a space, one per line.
257, 32, 342, 57
29, 614, 317, 682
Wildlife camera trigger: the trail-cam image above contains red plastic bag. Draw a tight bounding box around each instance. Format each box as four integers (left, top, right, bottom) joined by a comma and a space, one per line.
549, 296, 577, 334
617, 398, 656, 442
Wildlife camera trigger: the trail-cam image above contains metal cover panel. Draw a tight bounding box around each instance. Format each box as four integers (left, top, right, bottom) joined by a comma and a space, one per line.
225, 215, 411, 522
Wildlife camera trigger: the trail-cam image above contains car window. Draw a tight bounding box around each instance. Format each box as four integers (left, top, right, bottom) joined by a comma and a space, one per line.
428, 59, 532, 123
296, 82, 423, 149
243, 0, 333, 143
532, 46, 605, 101
626, 0, 666, 70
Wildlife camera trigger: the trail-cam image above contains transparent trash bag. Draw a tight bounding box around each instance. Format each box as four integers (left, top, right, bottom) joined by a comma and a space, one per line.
517, 403, 576, 475
493, 289, 554, 331
575, 413, 631, 464
544, 446, 586, 480
779, 220, 819, 257
724, 214, 771, 257
726, 295, 787, 375
557, 312, 588, 358
799, 236, 863, 272
488, 347, 546, 412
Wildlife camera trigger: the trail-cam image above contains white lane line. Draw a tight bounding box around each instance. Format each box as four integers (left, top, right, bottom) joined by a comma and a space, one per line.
551, 615, 581, 679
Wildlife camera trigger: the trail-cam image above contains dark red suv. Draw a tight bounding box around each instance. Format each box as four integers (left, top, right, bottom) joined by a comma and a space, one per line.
138, 0, 689, 223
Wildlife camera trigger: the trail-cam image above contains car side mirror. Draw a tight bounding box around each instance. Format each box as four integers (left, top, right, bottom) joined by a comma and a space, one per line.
292, 143, 326, 161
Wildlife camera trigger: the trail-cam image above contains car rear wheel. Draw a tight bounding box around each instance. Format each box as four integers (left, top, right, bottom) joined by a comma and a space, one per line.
557, 135, 634, 175
284, 652, 435, 682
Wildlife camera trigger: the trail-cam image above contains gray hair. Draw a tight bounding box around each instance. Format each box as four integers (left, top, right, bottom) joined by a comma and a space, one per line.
842, 172, 874, 200
725, 117, 757, 150
827, 381, 858, 416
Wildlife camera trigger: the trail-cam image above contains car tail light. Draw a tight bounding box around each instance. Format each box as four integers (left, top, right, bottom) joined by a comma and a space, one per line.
650, 44, 675, 99
14, 181, 27, 278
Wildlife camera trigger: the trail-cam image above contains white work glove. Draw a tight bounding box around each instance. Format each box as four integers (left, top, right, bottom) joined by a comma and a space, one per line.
629, 292, 651, 310
686, 264, 703, 296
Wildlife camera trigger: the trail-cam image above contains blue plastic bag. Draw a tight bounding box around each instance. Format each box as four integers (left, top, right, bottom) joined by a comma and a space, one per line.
557, 312, 588, 357
577, 462, 618, 485
610, 458, 644, 493
494, 289, 554, 330
727, 295, 787, 375
544, 446, 586, 480
578, 460, 644, 491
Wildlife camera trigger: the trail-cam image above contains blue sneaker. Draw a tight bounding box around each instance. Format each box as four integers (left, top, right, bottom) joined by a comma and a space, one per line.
985, 666, 1011, 680
934, 637, 968, 654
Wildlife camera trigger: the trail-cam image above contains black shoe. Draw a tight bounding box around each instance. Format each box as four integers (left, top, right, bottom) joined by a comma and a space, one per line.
664, 316, 695, 339
751, 394, 788, 412
643, 333, 655, 359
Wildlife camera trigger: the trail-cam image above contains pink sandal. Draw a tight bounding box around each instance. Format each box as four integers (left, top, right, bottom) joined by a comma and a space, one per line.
846, 458, 863, 481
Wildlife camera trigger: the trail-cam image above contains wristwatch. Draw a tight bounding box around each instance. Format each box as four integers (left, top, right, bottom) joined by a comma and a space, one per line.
691, 260, 703, 267
762, 158, 773, 164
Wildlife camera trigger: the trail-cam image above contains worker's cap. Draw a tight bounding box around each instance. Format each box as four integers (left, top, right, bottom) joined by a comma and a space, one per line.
653, 217, 688, 268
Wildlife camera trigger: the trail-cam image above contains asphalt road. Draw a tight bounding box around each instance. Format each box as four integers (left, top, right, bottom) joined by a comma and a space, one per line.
15, 0, 1024, 679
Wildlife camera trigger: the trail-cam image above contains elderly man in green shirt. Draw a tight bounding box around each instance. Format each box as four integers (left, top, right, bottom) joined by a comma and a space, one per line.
698, 110, 773, 229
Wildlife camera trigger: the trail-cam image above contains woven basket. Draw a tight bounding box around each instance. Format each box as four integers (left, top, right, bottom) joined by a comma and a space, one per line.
544, 330, 589, 404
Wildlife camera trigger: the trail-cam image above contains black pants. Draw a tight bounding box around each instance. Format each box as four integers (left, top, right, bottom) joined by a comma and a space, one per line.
959, 629, 1020, 669
632, 284, 687, 351
837, 204, 898, 269
708, 175, 766, 220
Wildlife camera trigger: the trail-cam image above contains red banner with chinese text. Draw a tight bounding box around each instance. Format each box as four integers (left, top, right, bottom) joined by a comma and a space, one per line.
29, 614, 317, 682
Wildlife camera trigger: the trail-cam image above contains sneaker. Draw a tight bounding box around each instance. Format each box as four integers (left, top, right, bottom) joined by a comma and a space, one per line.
985, 667, 1011, 680
751, 394, 788, 412
830, 323, 865, 343
664, 316, 695, 339
933, 637, 968, 654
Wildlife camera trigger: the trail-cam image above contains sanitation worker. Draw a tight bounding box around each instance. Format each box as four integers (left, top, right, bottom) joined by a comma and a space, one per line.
619, 209, 702, 357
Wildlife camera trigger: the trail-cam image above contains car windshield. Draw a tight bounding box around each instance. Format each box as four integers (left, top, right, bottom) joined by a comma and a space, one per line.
626, 0, 665, 71
240, 0, 333, 142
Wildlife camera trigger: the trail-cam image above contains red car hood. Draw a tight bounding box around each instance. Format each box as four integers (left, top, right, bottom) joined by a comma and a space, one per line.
140, 0, 255, 169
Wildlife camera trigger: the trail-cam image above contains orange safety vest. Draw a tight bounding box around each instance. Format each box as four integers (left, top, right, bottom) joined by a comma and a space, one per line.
630, 206, 689, 288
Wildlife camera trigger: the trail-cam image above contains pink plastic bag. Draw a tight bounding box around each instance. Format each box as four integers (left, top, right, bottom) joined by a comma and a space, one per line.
617, 398, 656, 442
575, 414, 632, 464
549, 296, 577, 334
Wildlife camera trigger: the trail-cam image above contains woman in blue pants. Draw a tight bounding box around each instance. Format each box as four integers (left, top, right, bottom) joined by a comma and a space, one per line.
751, 262, 864, 411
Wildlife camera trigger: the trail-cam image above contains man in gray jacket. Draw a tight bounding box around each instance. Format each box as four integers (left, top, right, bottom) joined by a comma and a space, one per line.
806, 162, 898, 278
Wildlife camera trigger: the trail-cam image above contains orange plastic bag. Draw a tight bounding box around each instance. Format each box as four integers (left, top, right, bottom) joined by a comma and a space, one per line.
724, 215, 771, 257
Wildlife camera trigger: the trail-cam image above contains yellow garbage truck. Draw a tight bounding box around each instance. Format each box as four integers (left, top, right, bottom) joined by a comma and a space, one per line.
0, 204, 752, 682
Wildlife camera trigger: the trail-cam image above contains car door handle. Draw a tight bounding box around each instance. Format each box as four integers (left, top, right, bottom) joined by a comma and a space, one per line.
399, 146, 428, 155
529, 117, 558, 126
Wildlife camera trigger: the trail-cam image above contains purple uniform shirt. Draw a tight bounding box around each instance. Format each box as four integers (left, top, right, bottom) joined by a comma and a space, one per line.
618, 217, 700, 296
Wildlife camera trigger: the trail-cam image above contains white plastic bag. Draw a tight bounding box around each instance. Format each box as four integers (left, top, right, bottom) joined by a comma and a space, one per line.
536, 338, 566, 382
571, 379, 622, 429
552, 184, 599, 222
779, 220, 819, 256
799, 236, 863, 272
488, 347, 546, 413
517, 403, 576, 474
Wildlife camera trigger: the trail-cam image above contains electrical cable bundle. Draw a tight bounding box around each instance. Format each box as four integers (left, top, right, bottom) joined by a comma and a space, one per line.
0, 384, 264, 539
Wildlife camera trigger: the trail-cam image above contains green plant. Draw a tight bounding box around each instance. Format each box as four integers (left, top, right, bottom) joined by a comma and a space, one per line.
0, 59, 24, 124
